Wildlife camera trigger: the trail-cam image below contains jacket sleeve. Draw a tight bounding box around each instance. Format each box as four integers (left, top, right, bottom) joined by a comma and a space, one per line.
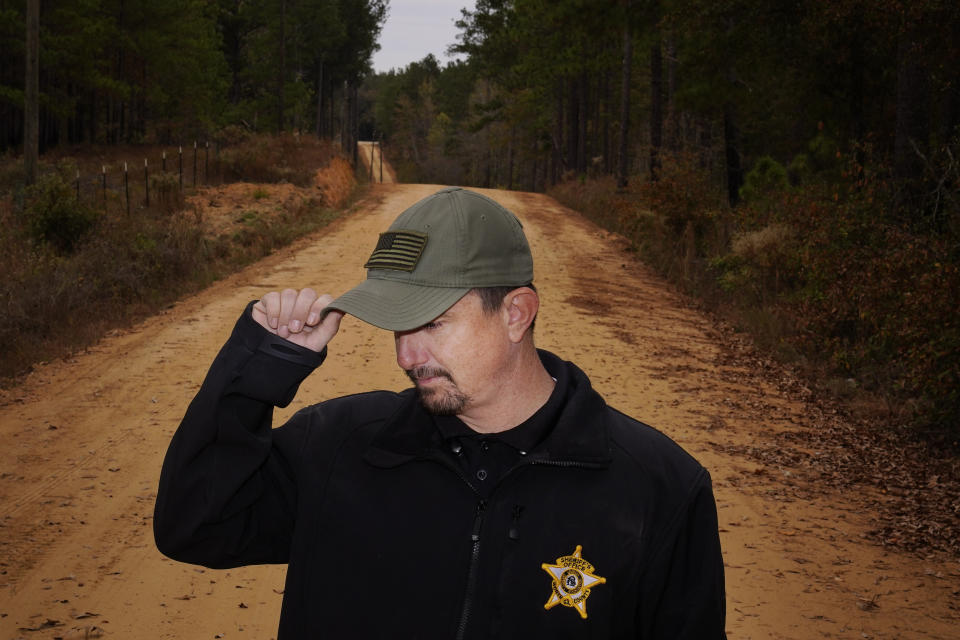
636, 469, 727, 639
153, 301, 326, 569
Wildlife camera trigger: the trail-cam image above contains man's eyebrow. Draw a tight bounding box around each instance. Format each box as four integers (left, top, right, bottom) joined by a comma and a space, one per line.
436, 306, 458, 321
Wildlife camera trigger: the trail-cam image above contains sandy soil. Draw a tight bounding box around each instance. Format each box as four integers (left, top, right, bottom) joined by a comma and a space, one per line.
1, 180, 958, 639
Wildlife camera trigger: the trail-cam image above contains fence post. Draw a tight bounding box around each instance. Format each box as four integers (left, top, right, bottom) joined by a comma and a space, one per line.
193, 141, 198, 187
102, 165, 107, 211
162, 150, 167, 173
144, 158, 150, 207
124, 162, 130, 215
379, 136, 383, 183
179, 146, 183, 191
205, 142, 209, 184
76, 169, 80, 201
370, 140, 374, 181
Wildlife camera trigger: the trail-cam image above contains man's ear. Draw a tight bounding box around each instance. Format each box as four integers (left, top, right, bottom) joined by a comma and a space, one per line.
503, 287, 539, 343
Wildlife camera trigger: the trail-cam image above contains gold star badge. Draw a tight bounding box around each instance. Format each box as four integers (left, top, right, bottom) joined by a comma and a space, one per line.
541, 545, 606, 619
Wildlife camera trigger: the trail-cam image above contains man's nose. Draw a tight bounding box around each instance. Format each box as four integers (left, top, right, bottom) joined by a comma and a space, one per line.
395, 331, 427, 370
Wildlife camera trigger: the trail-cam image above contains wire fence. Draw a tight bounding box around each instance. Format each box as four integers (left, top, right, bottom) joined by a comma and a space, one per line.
74, 141, 221, 215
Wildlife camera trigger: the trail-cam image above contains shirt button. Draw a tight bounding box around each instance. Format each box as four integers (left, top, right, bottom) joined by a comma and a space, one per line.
480, 440, 490, 451
476, 469, 488, 481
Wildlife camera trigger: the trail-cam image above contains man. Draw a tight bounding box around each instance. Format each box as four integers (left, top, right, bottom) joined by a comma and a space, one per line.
154, 187, 726, 638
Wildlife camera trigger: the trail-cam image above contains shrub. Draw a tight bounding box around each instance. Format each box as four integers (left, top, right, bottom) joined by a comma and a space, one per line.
739, 156, 789, 205
22, 169, 100, 253
714, 223, 798, 302
0, 136, 351, 384
216, 132, 329, 186
151, 171, 183, 213
550, 145, 960, 436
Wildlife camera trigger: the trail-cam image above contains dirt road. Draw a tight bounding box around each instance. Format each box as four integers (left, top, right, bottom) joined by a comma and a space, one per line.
358, 141, 395, 184
1, 184, 957, 639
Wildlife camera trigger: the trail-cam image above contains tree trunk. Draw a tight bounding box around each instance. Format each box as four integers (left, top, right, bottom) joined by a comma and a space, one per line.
650, 29, 663, 182
340, 80, 347, 150
666, 32, 678, 151
278, 0, 287, 132
530, 150, 538, 192
602, 71, 611, 173
567, 76, 578, 174
315, 61, 324, 138
723, 99, 742, 207
552, 80, 563, 184
577, 72, 587, 174
937, 13, 960, 144
893, 29, 930, 207
617, 0, 633, 189
24, 0, 40, 185
351, 83, 359, 167
508, 126, 515, 190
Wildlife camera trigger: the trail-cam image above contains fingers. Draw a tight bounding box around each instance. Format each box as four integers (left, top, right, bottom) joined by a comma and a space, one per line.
253, 289, 342, 352
305, 294, 330, 328
307, 305, 344, 351
288, 288, 324, 334
275, 289, 300, 338
252, 291, 280, 331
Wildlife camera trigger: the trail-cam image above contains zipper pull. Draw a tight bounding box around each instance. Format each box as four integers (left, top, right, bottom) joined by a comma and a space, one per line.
508, 504, 524, 541
471, 499, 487, 541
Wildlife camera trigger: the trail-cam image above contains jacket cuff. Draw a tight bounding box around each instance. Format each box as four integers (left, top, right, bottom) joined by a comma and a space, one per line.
223, 301, 328, 406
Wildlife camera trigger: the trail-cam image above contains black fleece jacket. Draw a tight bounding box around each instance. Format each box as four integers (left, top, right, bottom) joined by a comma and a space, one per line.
154, 305, 726, 639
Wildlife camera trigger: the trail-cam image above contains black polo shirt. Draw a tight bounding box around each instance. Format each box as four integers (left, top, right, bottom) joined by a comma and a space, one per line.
433, 362, 568, 498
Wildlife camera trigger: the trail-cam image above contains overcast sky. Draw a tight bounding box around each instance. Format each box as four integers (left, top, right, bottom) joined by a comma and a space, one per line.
371, 0, 471, 73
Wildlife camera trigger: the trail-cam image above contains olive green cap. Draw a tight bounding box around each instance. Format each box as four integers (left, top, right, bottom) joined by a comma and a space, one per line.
324, 187, 534, 331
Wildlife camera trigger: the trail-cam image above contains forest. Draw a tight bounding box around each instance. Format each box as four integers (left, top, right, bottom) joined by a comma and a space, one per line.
2, 0, 386, 153
367, 0, 960, 437
2, 0, 958, 436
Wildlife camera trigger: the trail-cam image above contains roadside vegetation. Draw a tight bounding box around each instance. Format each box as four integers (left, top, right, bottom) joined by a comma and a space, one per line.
0, 134, 359, 384
548, 148, 959, 440
3, 0, 389, 385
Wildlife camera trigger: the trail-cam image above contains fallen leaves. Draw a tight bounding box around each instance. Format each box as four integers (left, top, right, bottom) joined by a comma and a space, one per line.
55, 626, 104, 640
856, 594, 881, 611
708, 329, 960, 558
18, 618, 62, 632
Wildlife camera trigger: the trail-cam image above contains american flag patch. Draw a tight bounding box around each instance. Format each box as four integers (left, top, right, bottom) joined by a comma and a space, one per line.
364, 230, 428, 271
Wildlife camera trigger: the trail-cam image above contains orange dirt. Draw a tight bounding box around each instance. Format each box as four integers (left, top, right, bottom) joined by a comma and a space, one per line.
0, 183, 957, 639
184, 155, 356, 238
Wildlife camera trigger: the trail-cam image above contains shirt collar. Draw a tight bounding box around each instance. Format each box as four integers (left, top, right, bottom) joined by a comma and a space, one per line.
433, 356, 569, 454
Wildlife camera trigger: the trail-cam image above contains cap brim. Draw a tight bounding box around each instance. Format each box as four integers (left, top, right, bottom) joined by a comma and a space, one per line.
324, 279, 471, 331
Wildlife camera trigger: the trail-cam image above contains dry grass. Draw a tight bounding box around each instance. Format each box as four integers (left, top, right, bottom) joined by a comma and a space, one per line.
0, 135, 359, 384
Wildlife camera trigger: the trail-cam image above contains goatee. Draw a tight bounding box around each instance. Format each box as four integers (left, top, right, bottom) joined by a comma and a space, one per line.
406, 366, 469, 415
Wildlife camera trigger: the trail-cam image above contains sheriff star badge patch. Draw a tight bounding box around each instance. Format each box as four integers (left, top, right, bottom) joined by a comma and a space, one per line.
541, 545, 606, 619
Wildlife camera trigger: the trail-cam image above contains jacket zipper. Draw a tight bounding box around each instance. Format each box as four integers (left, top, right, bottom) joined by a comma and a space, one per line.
430, 454, 603, 639
421, 453, 485, 640
528, 458, 605, 470
508, 504, 524, 540
455, 498, 487, 640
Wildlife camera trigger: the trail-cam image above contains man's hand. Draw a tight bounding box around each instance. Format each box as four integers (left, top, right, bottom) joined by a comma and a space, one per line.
252, 288, 343, 352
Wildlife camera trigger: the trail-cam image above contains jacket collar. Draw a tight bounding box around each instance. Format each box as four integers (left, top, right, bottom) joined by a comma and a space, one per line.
364, 349, 612, 468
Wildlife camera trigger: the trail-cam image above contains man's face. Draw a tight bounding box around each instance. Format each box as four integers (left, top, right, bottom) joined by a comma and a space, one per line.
395, 292, 509, 416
